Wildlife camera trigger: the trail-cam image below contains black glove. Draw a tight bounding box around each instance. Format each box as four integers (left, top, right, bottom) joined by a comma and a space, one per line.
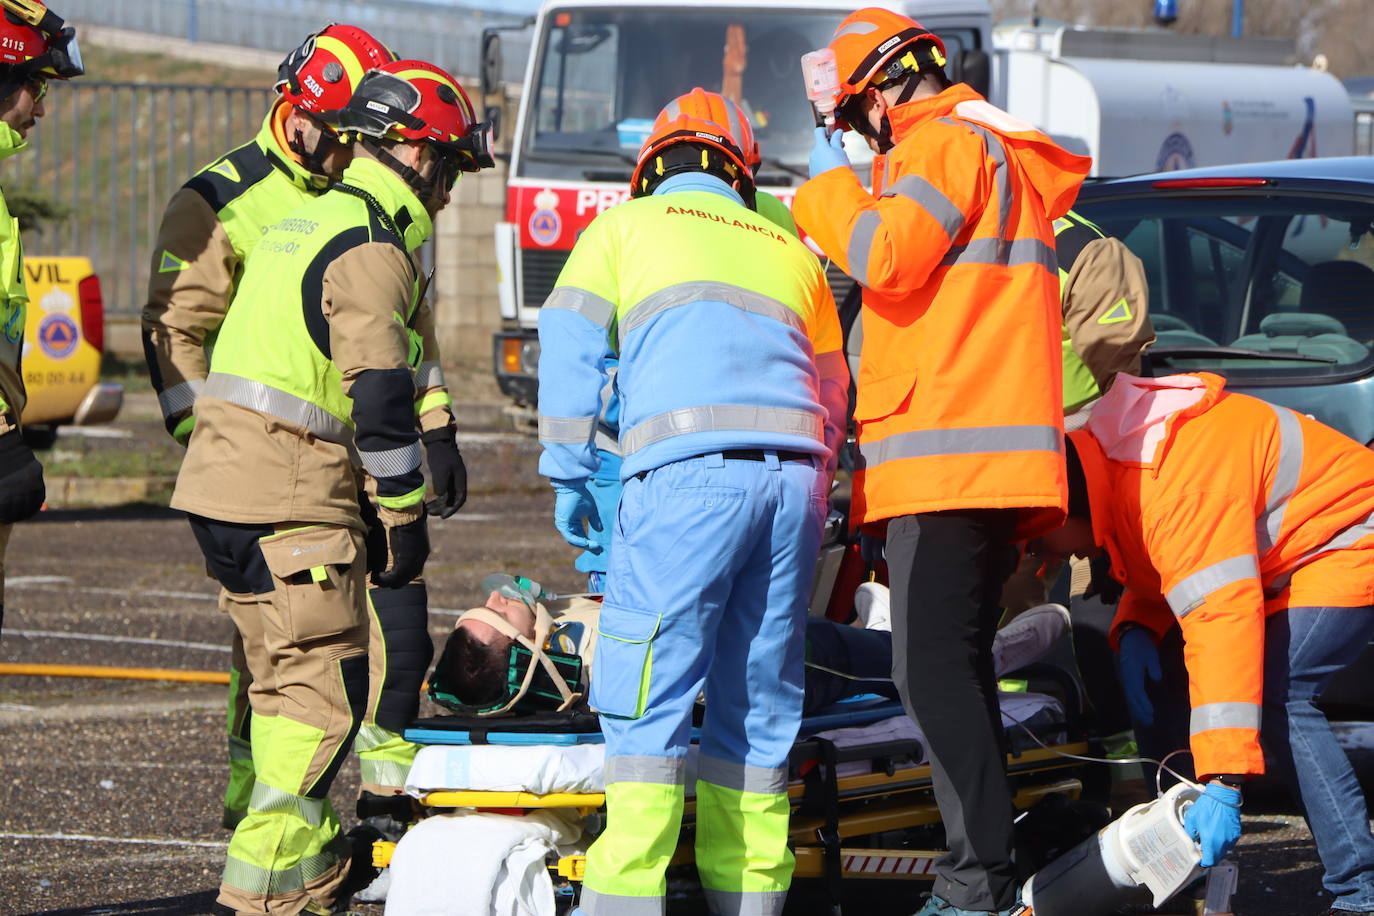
368, 505, 431, 588
0, 427, 44, 524
1084, 552, 1124, 605
421, 426, 467, 519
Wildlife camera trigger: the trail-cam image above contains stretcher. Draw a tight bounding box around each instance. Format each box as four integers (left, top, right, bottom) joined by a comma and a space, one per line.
385, 678, 1103, 913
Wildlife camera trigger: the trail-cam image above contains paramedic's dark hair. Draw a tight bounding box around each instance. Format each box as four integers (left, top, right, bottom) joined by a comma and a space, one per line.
444, 626, 510, 707
1065, 436, 1090, 520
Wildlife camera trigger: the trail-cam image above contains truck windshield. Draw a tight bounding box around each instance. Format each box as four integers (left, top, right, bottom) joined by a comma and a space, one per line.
1076, 193, 1374, 383
521, 6, 971, 184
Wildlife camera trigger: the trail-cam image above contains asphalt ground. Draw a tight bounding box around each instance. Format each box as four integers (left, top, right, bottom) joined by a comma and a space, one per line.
0, 394, 1366, 916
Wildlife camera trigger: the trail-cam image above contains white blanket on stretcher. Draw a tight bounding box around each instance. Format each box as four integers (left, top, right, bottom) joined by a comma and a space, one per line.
386, 808, 586, 916
405, 693, 1062, 796
405, 743, 608, 797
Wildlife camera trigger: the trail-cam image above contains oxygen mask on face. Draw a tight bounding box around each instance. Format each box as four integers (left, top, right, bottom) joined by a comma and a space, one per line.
480, 573, 552, 609
800, 48, 840, 134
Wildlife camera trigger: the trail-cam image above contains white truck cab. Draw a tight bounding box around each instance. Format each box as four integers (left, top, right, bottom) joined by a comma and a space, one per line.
487, 0, 993, 411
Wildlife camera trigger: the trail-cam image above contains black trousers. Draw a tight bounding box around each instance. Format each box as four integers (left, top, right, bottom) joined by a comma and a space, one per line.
887, 509, 1020, 911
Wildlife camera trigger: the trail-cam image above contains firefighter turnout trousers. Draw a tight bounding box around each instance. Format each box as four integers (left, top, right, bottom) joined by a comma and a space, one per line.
579, 451, 827, 916
189, 516, 369, 916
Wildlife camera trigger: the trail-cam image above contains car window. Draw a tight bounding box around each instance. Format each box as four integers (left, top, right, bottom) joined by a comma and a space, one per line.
1077, 194, 1374, 381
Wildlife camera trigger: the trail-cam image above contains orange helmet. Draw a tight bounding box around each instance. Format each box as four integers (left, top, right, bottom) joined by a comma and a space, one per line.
276, 24, 394, 116
828, 7, 946, 114
630, 88, 757, 202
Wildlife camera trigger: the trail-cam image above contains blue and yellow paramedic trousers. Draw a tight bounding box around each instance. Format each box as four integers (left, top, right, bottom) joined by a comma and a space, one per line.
190, 516, 369, 916
580, 450, 827, 916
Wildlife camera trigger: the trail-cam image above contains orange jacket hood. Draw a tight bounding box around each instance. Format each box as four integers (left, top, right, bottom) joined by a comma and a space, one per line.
887, 83, 1091, 221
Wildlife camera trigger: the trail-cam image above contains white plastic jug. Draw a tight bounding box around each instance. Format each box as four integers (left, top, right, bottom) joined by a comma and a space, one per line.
1021, 782, 1204, 914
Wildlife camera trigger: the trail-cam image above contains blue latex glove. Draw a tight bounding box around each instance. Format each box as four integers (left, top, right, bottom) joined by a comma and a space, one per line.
1117, 627, 1162, 726
809, 126, 850, 178
1184, 783, 1243, 867
552, 480, 599, 550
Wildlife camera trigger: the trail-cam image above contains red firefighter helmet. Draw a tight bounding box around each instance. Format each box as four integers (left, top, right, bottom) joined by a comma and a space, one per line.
630, 88, 755, 199
0, 0, 83, 98
275, 23, 394, 116
332, 59, 495, 177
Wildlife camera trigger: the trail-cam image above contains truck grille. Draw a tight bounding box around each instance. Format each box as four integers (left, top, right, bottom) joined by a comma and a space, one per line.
825, 261, 858, 309
522, 248, 571, 310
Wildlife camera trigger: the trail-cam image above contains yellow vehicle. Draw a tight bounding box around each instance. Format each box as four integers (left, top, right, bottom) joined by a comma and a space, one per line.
20, 255, 121, 446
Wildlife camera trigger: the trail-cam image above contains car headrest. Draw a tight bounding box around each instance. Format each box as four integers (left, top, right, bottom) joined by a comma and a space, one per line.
1300, 260, 1374, 313
1260, 311, 1347, 337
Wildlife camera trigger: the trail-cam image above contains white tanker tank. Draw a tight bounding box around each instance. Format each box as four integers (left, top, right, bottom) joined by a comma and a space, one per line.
991, 24, 1354, 177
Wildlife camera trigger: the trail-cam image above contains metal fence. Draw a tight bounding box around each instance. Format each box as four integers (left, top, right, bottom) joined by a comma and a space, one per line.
6, 80, 440, 318
62, 0, 534, 84
5, 81, 269, 316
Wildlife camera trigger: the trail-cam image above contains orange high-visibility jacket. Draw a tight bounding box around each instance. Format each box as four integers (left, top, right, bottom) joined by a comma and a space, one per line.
1071, 372, 1374, 776
793, 83, 1090, 537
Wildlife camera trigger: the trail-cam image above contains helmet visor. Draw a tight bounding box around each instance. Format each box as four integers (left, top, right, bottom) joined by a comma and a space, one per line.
441, 120, 495, 173
17, 26, 82, 81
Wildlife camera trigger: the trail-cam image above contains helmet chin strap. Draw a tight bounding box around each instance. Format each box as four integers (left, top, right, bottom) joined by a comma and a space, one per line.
288, 121, 342, 178
854, 70, 925, 154
363, 137, 445, 204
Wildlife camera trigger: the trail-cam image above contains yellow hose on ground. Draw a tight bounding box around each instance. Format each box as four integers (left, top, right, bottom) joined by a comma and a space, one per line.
0, 663, 230, 684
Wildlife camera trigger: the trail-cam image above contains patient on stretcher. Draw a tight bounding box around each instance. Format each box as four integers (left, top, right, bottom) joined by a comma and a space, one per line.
430, 575, 1070, 718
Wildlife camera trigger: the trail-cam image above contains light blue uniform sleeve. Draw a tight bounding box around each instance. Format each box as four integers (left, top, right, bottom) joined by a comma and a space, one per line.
537, 216, 620, 483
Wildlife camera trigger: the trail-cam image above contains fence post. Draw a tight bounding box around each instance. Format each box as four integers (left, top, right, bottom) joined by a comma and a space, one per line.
187, 0, 199, 44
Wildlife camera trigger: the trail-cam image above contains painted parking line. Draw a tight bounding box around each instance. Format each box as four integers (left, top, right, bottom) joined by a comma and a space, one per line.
6, 577, 217, 602
0, 831, 227, 849
6, 629, 230, 653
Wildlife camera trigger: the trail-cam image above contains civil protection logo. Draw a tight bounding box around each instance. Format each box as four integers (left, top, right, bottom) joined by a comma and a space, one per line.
38, 313, 78, 359
529, 188, 562, 247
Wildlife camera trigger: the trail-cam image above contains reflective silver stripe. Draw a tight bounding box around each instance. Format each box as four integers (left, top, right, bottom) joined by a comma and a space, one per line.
203, 372, 351, 443
604, 755, 686, 786
1270, 506, 1374, 596
884, 175, 965, 242
939, 237, 1057, 273
359, 758, 410, 790
595, 427, 622, 456
358, 441, 421, 479
833, 20, 878, 39
858, 424, 1060, 470
618, 281, 805, 340
157, 378, 202, 419
702, 889, 789, 916
943, 118, 1011, 238
578, 887, 664, 916
248, 784, 326, 827
415, 360, 445, 388
847, 210, 881, 288
620, 405, 824, 455
1190, 701, 1261, 735
544, 285, 616, 329
1315, 507, 1374, 553
1165, 555, 1260, 617
539, 414, 596, 444
698, 753, 787, 795
222, 855, 306, 896
1257, 403, 1304, 554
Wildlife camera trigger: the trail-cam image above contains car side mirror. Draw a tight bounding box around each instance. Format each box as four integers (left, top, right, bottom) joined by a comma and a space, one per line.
960, 49, 991, 98
480, 29, 502, 99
